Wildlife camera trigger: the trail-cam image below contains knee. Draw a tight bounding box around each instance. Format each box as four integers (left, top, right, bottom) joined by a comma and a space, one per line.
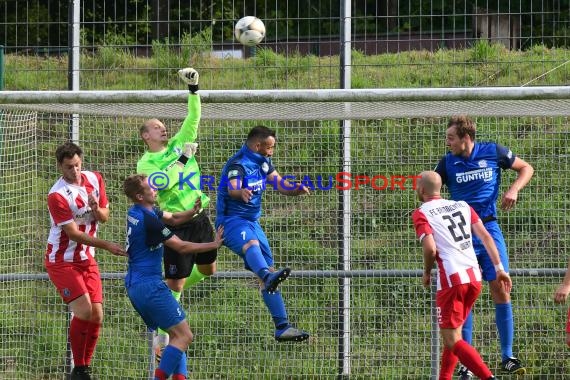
91, 313, 103, 325
185, 330, 194, 346
440, 329, 462, 350
442, 337, 457, 350
197, 263, 216, 276
242, 240, 260, 253
170, 325, 194, 349
167, 279, 185, 292
72, 304, 93, 321
73, 308, 90, 321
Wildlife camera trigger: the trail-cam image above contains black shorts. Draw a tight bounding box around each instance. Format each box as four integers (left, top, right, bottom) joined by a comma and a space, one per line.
163, 211, 218, 279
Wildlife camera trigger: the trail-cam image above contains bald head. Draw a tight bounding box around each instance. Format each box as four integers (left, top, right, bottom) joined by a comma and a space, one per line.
416, 171, 442, 201
140, 118, 160, 135
139, 118, 168, 151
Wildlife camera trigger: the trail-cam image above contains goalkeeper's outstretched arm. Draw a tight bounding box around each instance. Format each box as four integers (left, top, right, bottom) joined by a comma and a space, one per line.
175, 68, 201, 142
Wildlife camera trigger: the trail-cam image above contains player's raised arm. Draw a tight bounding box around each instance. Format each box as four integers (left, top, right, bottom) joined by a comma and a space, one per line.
176, 67, 201, 142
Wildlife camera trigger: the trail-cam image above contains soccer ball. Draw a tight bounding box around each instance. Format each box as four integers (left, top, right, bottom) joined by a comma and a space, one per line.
234, 16, 266, 46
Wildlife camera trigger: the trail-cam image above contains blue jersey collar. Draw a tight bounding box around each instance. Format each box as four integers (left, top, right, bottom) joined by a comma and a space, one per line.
240, 144, 270, 165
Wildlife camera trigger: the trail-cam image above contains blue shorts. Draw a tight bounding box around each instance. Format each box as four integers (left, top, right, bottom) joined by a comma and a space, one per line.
126, 280, 186, 331
472, 220, 509, 282
221, 217, 274, 269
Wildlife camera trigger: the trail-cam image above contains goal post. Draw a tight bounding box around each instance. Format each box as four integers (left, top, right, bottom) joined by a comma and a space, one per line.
1, 86, 570, 120
1, 88, 569, 378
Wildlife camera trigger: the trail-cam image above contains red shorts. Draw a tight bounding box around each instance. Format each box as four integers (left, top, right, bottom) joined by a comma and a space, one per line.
436, 282, 482, 329
46, 261, 103, 304
566, 308, 570, 333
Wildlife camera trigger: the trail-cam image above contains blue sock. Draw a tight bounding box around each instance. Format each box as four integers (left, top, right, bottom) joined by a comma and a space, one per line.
462, 310, 473, 344
158, 345, 184, 376
244, 245, 269, 280
262, 289, 289, 329
173, 351, 188, 377
495, 302, 514, 360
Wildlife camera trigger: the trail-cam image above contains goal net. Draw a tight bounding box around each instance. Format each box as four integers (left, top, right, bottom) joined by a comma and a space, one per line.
0, 88, 569, 379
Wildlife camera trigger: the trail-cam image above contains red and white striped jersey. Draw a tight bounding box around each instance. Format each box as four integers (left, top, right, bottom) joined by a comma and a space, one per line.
412, 197, 482, 290
45, 171, 108, 266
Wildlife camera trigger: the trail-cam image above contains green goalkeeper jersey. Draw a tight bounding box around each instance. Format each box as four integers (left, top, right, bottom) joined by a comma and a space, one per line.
137, 94, 209, 213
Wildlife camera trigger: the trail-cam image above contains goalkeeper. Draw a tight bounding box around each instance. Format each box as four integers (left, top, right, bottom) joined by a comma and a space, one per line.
137, 68, 217, 355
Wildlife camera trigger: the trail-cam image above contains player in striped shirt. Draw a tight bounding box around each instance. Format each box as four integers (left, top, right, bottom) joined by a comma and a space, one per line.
45, 142, 126, 380
412, 171, 512, 380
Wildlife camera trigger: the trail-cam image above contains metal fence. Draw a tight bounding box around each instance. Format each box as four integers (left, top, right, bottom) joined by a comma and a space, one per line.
0, 91, 569, 377
1, 1, 570, 379
1, 1, 569, 90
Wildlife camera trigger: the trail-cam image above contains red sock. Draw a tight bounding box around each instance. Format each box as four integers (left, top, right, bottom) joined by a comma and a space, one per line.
451, 340, 493, 379
84, 322, 101, 366
172, 375, 186, 380
69, 317, 90, 367
154, 368, 168, 380
439, 347, 458, 380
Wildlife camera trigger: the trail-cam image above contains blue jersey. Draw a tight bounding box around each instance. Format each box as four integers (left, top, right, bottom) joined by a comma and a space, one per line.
435, 142, 515, 220
125, 204, 174, 287
216, 144, 275, 224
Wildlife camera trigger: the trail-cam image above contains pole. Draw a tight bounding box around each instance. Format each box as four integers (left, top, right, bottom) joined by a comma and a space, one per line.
338, 1, 352, 379
430, 277, 440, 379
0, 45, 5, 90
65, 2, 81, 377
0, 45, 4, 188
68, 0, 80, 143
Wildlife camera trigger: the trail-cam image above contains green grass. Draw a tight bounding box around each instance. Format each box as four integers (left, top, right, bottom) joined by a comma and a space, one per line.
4, 41, 570, 90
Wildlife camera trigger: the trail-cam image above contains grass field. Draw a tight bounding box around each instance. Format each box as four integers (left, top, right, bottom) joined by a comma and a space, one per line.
4, 39, 570, 91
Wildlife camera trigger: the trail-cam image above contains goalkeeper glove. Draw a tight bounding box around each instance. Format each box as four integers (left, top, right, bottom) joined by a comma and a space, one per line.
183, 142, 198, 158
178, 68, 199, 93
176, 142, 198, 166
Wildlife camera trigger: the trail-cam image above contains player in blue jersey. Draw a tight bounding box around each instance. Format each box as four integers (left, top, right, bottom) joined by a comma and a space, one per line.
216, 125, 310, 342
123, 174, 224, 380
435, 116, 534, 378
